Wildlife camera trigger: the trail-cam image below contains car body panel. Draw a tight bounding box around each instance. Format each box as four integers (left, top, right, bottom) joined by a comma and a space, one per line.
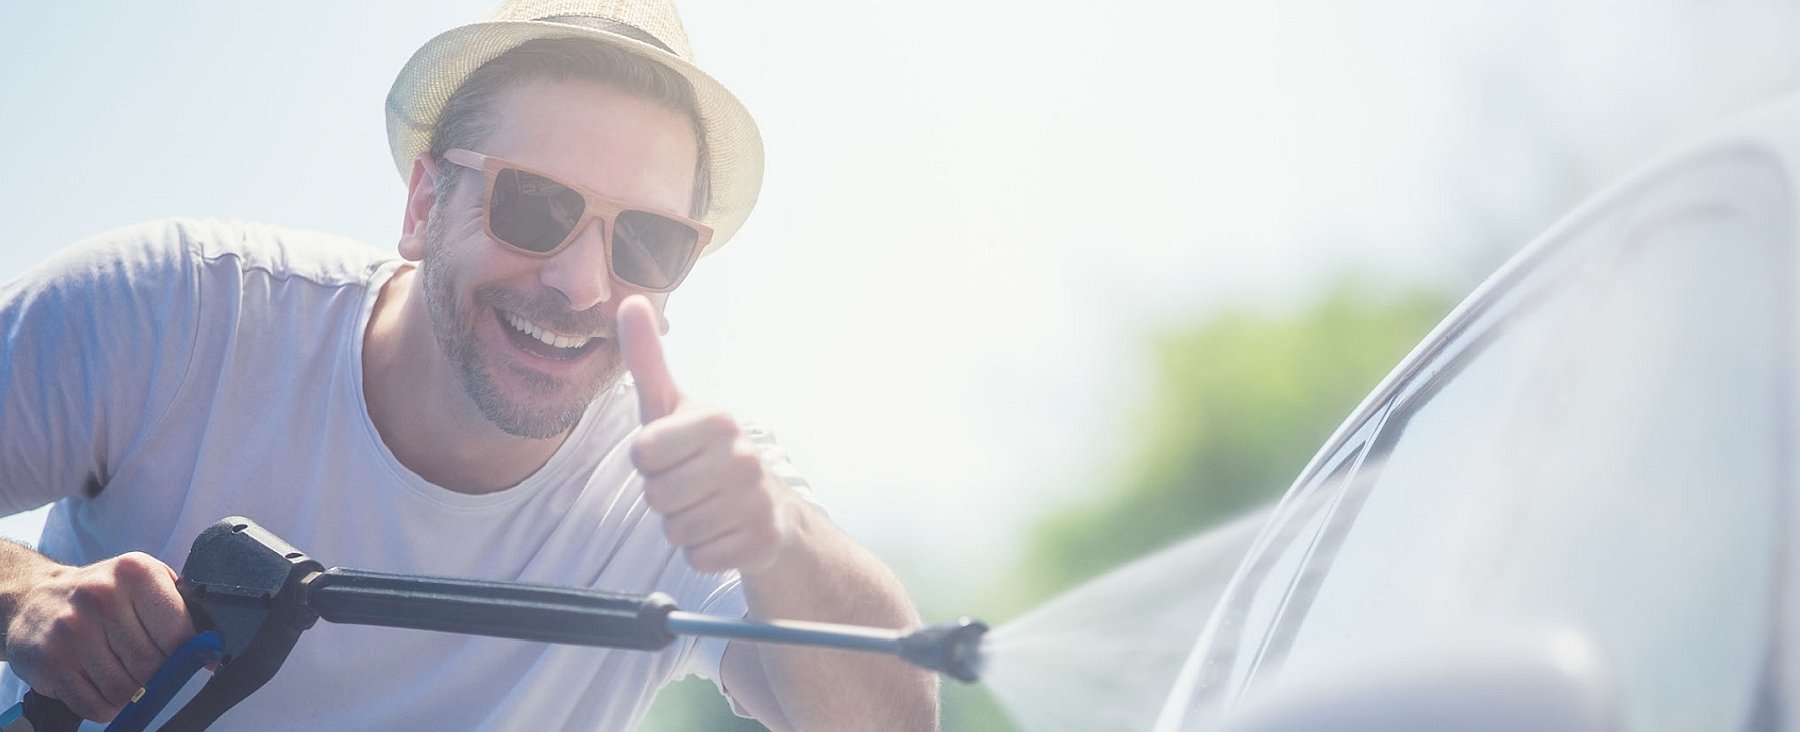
1155, 95, 1800, 731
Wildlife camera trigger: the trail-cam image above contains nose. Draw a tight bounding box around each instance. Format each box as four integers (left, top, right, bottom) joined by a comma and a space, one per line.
538, 217, 613, 311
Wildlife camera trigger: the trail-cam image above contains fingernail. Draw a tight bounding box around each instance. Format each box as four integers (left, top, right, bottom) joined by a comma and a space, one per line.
131, 687, 146, 703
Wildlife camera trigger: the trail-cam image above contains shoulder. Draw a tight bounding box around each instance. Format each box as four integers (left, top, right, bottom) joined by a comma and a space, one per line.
20, 218, 395, 295
2, 219, 203, 323
14, 219, 192, 292
179, 218, 394, 289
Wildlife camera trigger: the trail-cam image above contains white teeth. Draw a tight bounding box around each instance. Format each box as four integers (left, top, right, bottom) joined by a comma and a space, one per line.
503, 311, 593, 350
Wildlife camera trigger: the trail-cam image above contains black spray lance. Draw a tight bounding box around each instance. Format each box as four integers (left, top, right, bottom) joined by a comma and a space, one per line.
10, 517, 987, 732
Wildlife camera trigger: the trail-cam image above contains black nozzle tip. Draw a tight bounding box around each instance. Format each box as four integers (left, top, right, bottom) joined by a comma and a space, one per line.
897, 617, 988, 683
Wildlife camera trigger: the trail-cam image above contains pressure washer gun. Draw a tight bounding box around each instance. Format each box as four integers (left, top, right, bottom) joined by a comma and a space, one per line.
3, 517, 987, 732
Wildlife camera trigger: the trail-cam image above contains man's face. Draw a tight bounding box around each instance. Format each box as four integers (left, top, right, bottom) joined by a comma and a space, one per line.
418, 79, 700, 439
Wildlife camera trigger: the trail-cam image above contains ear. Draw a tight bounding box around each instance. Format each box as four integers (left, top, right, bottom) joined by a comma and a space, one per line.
397, 154, 441, 262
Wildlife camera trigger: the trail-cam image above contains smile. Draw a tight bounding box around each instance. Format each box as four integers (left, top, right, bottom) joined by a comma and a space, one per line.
500, 310, 596, 351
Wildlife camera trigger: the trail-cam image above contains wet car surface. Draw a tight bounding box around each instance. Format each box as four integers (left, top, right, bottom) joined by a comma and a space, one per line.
1155, 96, 1800, 732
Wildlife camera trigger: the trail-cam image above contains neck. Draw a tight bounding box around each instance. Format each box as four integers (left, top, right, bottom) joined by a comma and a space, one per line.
362, 266, 570, 494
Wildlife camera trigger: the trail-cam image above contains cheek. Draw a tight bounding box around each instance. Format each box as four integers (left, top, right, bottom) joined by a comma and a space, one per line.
419, 237, 465, 297
424, 225, 531, 295
419, 238, 497, 326
425, 193, 506, 265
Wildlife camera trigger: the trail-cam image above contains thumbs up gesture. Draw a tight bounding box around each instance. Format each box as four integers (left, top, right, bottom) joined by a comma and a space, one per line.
617, 295, 796, 575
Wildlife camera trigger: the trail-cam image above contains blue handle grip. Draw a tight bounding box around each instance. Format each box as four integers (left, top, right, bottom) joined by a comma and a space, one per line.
103, 631, 224, 732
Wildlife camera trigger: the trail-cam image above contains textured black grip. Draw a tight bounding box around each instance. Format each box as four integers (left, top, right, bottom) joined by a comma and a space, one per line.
302, 568, 678, 650
20, 689, 85, 732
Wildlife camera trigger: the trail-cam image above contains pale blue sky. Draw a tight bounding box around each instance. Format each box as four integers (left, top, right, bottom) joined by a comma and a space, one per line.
3, 1, 1799, 604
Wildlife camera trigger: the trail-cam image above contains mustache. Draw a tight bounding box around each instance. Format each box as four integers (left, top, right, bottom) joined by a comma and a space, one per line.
477, 285, 613, 337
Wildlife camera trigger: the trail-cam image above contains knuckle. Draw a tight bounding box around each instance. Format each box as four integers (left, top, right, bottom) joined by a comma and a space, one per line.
96, 675, 136, 707
700, 411, 738, 436
65, 684, 120, 723
157, 602, 194, 633
112, 552, 159, 579
68, 582, 114, 611
120, 644, 163, 682
641, 481, 671, 512
123, 662, 158, 689
629, 438, 658, 472
687, 549, 722, 573
46, 613, 88, 644
742, 484, 774, 515
92, 702, 124, 723
663, 517, 695, 547
152, 621, 195, 653
119, 556, 174, 597
727, 447, 762, 477
749, 522, 779, 548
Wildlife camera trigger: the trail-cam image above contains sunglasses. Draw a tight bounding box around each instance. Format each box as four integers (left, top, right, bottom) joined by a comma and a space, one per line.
441, 148, 711, 293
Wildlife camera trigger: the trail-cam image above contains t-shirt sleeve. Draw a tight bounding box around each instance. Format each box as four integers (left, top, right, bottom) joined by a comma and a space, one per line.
676, 575, 751, 714
741, 419, 821, 509
0, 220, 200, 515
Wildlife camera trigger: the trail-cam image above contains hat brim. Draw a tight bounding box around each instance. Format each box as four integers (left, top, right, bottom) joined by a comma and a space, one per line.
385, 19, 763, 254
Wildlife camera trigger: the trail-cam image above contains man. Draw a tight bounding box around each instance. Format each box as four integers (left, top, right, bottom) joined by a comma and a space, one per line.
0, 1, 936, 729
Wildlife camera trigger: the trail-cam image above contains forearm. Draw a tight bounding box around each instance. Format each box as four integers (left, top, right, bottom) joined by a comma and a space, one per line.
741, 505, 938, 730
0, 540, 63, 662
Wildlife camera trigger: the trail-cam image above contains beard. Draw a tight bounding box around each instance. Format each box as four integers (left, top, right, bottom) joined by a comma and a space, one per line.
418, 210, 624, 439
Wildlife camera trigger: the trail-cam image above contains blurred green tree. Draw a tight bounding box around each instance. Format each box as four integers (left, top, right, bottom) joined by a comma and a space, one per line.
1021, 280, 1453, 596
937, 279, 1454, 731
640, 678, 767, 732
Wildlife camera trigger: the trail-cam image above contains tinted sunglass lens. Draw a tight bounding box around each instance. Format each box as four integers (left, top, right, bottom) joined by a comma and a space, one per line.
612, 211, 700, 289
490, 169, 585, 253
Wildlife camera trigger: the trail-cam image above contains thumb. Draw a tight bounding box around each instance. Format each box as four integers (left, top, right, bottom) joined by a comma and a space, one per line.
617, 294, 681, 422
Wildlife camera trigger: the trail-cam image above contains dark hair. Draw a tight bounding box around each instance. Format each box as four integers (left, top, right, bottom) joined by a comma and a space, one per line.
428, 37, 711, 219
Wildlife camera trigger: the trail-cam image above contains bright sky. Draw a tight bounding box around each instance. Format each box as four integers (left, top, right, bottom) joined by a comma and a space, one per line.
2, 1, 1798, 607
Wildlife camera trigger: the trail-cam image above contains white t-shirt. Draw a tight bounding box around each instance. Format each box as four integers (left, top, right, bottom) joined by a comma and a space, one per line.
0, 218, 787, 730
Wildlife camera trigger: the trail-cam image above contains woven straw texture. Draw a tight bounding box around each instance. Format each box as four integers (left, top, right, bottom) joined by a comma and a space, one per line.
386, 0, 763, 253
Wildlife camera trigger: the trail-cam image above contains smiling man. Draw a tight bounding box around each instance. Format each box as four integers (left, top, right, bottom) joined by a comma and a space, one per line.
0, 1, 934, 730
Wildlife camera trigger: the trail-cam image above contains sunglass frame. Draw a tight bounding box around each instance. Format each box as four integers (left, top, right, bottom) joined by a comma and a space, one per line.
441, 147, 712, 293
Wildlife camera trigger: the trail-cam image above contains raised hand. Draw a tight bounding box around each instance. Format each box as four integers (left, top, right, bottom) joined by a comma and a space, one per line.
617, 295, 797, 575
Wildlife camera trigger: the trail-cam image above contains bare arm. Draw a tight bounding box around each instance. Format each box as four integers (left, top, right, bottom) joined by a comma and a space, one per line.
721, 505, 938, 731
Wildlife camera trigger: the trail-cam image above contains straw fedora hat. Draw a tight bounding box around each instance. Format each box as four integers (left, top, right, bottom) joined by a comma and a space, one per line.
385, 0, 763, 254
